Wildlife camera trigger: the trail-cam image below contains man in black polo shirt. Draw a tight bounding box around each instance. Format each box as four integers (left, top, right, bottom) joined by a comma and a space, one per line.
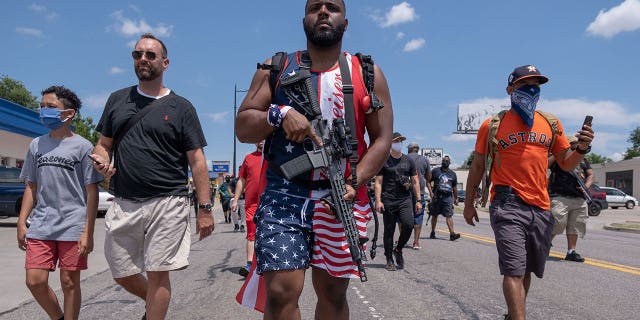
374, 132, 422, 271
92, 33, 214, 319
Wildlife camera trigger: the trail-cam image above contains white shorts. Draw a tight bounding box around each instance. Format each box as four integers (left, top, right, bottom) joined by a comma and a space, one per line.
104, 195, 191, 278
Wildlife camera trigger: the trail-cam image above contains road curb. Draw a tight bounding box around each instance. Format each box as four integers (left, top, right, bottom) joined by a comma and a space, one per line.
603, 223, 640, 234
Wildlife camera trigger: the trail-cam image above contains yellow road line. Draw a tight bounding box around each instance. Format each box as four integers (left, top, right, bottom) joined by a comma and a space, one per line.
436, 229, 640, 276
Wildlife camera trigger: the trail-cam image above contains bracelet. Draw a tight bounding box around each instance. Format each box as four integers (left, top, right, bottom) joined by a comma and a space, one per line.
267, 104, 292, 129
575, 145, 591, 154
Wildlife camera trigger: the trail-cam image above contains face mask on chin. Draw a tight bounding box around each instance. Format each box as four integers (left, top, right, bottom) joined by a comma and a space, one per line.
510, 84, 540, 128
391, 142, 403, 153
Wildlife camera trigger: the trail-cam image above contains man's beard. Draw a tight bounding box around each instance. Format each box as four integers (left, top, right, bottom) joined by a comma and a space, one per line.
135, 64, 160, 81
303, 20, 346, 47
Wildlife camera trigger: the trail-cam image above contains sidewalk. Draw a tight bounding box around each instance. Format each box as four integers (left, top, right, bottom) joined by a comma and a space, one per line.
453, 204, 640, 234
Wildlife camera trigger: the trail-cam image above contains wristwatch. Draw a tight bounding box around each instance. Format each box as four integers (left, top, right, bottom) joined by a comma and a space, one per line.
576, 145, 591, 154
198, 203, 213, 212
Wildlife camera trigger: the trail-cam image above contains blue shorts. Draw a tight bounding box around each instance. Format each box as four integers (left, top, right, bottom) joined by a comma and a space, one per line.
413, 195, 426, 225
254, 190, 314, 274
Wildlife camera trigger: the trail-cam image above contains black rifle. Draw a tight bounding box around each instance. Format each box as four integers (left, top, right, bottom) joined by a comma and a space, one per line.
277, 57, 368, 282
367, 190, 379, 260
570, 170, 593, 204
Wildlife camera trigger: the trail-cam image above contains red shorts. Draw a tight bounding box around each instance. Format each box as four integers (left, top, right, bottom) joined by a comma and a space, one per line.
245, 205, 257, 241
25, 238, 87, 271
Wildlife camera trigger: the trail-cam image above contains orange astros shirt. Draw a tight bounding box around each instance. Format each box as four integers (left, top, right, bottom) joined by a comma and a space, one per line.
475, 110, 570, 210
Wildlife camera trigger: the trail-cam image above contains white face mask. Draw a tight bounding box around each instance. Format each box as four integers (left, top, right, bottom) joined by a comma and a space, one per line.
391, 142, 403, 153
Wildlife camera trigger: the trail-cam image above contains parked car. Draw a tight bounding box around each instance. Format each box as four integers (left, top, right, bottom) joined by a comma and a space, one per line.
0, 167, 25, 217
600, 186, 638, 209
587, 184, 609, 216
98, 187, 114, 216
457, 189, 466, 203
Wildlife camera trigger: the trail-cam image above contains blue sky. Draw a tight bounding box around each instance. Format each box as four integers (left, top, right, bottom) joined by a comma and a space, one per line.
2, 1, 640, 170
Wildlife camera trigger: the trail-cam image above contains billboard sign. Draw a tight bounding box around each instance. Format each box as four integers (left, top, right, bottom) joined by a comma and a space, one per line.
456, 103, 509, 133
421, 148, 444, 166
211, 161, 230, 173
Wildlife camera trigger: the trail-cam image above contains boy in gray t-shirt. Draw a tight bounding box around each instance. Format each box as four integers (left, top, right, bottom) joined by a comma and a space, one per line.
16, 86, 102, 320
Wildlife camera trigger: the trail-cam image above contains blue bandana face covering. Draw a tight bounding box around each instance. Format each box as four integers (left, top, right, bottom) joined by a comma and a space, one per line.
510, 84, 540, 128
39, 108, 68, 130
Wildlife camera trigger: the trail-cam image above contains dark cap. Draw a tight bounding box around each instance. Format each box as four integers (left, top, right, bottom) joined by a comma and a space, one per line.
407, 142, 419, 149
392, 132, 406, 142
508, 65, 549, 86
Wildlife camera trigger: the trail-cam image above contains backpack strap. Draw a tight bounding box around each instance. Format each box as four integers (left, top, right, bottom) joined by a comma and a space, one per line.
355, 53, 384, 113
257, 51, 288, 103
480, 110, 507, 207
112, 94, 170, 158
536, 110, 561, 150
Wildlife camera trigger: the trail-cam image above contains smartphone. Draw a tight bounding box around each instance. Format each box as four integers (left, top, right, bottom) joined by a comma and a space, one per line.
88, 154, 103, 166
582, 115, 593, 128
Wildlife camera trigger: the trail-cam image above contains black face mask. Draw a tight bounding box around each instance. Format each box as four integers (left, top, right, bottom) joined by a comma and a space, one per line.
441, 160, 450, 169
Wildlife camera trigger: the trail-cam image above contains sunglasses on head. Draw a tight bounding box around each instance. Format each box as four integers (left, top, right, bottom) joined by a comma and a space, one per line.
131, 50, 160, 61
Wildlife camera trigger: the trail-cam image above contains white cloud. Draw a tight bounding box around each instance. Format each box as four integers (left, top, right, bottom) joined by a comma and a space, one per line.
83, 93, 110, 110
586, 0, 640, 38
443, 134, 477, 142
29, 4, 46, 12
373, 2, 418, 28
15, 27, 43, 37
459, 96, 640, 158
208, 111, 229, 123
396, 32, 405, 39
403, 38, 425, 52
109, 67, 125, 74
28, 4, 57, 20
610, 152, 625, 162
109, 10, 173, 37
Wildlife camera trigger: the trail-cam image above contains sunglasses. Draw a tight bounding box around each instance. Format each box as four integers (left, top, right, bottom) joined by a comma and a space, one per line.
131, 50, 161, 61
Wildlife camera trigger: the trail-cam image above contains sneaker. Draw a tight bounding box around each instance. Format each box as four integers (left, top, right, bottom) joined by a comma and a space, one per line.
240, 225, 245, 232
385, 258, 396, 271
412, 242, 421, 250
234, 224, 239, 232
449, 233, 461, 241
393, 250, 404, 270
239, 266, 250, 277
565, 251, 585, 262
429, 231, 436, 239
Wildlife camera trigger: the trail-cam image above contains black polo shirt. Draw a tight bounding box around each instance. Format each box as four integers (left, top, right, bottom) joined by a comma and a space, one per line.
96, 86, 207, 200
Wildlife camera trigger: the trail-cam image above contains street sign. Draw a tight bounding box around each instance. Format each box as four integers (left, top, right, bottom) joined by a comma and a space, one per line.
211, 161, 230, 173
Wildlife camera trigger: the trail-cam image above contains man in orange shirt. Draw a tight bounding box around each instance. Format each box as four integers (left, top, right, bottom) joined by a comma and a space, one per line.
463, 65, 594, 320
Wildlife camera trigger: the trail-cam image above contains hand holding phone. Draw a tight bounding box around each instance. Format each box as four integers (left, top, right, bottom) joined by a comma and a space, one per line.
88, 154, 102, 166
578, 115, 594, 144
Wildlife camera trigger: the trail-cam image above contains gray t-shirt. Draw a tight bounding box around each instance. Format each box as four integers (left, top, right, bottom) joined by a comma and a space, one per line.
20, 134, 103, 241
406, 152, 431, 196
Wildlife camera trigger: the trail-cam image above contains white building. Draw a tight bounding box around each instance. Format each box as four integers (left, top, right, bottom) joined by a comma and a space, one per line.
0, 98, 47, 168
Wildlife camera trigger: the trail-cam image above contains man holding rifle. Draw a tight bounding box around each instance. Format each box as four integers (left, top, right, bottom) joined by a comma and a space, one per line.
235, 1, 392, 319
548, 135, 594, 262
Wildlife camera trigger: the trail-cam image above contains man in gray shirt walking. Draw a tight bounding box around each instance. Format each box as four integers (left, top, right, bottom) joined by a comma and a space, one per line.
405, 142, 433, 249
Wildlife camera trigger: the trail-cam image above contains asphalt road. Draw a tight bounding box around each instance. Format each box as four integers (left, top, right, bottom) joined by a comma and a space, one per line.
0, 205, 638, 319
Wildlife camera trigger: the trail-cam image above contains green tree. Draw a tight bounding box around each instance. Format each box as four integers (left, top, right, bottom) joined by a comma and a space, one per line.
72, 116, 100, 145
585, 153, 611, 164
1, 75, 99, 144
623, 127, 640, 160
458, 151, 475, 170
0, 75, 38, 110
